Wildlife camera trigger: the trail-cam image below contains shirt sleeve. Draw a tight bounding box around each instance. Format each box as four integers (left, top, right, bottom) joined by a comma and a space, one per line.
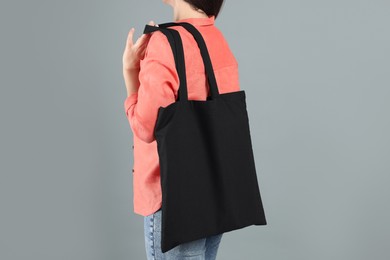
124, 30, 179, 143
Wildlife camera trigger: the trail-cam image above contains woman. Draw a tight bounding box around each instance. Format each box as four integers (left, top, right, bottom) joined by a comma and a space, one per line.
122, 0, 239, 259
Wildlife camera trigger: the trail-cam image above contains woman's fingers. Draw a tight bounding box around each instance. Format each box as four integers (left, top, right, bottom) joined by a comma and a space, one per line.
134, 20, 156, 46
126, 28, 135, 48
127, 19, 157, 46
123, 19, 158, 69
148, 20, 158, 27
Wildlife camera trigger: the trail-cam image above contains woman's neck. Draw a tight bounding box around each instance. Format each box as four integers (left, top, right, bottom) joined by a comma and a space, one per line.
172, 1, 209, 21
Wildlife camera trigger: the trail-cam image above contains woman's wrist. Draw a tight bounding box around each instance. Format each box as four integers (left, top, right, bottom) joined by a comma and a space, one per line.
123, 68, 140, 96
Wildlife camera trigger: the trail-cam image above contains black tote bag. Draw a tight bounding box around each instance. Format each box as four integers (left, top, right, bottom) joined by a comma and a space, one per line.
143, 22, 267, 253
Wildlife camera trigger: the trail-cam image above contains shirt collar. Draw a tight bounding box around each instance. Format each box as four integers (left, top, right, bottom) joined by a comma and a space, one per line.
174, 15, 215, 26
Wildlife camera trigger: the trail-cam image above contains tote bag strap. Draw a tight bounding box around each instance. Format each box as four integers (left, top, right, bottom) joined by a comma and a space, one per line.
144, 22, 220, 100
143, 25, 190, 101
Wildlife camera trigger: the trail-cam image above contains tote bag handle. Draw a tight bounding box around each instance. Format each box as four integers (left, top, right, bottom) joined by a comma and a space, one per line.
143, 25, 188, 102
144, 22, 220, 101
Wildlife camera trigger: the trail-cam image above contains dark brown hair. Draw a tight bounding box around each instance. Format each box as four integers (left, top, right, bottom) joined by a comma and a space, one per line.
183, 0, 225, 19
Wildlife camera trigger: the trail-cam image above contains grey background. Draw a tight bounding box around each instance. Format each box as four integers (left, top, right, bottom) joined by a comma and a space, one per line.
1, 0, 389, 259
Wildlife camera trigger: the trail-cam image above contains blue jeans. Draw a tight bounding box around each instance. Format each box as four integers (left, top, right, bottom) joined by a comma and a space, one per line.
144, 208, 223, 260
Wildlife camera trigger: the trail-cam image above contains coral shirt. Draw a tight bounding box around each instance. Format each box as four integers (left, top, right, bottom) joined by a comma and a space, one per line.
123, 15, 240, 217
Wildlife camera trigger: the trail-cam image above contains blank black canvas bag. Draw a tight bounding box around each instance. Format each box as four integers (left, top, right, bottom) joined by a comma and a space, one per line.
143, 22, 267, 253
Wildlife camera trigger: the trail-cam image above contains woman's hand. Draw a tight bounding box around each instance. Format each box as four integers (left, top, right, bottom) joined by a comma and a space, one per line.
122, 20, 158, 96
122, 20, 157, 71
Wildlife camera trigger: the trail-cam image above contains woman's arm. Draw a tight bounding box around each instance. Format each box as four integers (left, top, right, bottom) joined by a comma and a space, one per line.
123, 68, 140, 96
122, 21, 156, 95
122, 23, 178, 143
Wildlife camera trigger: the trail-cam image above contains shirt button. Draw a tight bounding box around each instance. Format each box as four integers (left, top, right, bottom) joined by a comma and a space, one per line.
132, 169, 134, 173
132, 145, 134, 149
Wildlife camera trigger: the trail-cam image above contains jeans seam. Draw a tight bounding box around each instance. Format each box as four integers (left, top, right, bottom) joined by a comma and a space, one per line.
150, 214, 155, 260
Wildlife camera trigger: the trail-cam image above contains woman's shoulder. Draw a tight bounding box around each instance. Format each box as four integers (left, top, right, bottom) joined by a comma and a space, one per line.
145, 24, 226, 48
143, 25, 237, 67
142, 30, 175, 64
145, 30, 171, 51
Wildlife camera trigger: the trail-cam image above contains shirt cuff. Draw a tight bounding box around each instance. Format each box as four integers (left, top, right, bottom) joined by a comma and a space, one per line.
124, 92, 138, 116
